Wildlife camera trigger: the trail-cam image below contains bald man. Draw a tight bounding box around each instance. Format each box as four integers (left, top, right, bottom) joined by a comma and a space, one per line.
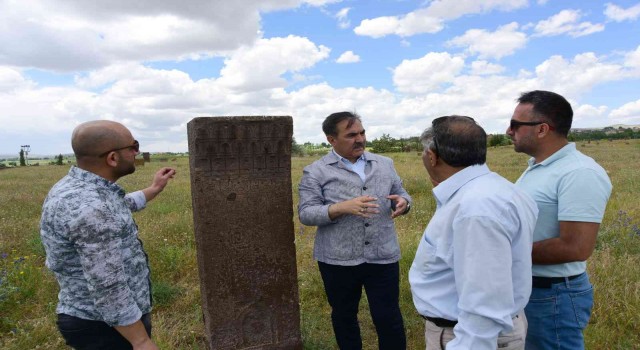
40, 121, 176, 350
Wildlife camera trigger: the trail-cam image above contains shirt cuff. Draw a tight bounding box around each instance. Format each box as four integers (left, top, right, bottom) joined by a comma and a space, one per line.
126, 191, 147, 211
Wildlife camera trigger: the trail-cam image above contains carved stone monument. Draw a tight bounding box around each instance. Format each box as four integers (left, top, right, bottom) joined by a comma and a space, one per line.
142, 152, 151, 162
187, 116, 302, 349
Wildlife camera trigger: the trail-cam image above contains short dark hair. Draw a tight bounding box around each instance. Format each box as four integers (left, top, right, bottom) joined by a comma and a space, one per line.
322, 111, 361, 136
420, 115, 486, 167
517, 90, 573, 137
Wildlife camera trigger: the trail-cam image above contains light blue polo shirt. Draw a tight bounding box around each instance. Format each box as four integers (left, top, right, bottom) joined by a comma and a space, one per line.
516, 143, 612, 277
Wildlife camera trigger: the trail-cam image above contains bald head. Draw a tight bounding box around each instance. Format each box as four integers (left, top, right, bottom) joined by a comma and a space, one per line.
72, 120, 132, 159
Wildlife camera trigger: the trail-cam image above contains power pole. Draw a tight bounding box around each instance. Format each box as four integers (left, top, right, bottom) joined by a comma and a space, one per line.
20, 145, 30, 165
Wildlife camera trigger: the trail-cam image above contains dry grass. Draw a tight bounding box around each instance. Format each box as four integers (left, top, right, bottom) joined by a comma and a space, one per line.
1, 140, 639, 349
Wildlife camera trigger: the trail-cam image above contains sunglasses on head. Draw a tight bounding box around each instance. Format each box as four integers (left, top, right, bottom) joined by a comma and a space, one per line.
98, 140, 140, 157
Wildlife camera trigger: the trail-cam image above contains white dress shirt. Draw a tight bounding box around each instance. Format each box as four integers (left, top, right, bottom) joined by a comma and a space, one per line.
409, 164, 538, 350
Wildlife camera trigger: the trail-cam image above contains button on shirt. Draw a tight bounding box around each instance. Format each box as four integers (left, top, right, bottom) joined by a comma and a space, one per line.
516, 143, 612, 278
40, 166, 151, 327
409, 164, 538, 350
298, 151, 411, 265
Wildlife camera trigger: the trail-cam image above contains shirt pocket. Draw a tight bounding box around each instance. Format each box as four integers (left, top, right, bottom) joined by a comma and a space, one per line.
415, 237, 441, 273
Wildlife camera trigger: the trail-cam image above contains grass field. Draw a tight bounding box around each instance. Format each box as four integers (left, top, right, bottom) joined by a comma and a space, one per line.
1, 140, 639, 349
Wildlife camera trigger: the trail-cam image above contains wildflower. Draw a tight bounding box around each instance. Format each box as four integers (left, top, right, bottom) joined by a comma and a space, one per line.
0, 252, 7, 259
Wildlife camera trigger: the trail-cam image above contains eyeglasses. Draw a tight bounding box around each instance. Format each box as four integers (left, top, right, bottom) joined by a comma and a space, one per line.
431, 116, 475, 155
509, 120, 555, 131
98, 140, 140, 157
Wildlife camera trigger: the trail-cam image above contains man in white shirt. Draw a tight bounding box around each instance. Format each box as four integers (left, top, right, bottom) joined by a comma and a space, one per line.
409, 115, 539, 350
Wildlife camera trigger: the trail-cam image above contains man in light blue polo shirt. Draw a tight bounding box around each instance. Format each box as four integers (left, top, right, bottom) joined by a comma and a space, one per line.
507, 90, 612, 350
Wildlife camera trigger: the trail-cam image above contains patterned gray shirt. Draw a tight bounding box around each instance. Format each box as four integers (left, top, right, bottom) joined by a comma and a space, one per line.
40, 166, 151, 327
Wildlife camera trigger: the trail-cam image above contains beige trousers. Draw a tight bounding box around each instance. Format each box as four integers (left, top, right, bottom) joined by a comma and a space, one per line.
424, 311, 527, 350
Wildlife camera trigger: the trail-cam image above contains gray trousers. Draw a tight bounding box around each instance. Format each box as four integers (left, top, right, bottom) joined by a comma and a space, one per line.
424, 310, 527, 350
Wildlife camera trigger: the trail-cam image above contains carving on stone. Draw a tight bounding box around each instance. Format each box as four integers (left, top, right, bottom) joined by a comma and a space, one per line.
187, 116, 302, 349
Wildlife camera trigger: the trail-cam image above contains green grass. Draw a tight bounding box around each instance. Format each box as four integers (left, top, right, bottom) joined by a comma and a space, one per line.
1, 141, 639, 349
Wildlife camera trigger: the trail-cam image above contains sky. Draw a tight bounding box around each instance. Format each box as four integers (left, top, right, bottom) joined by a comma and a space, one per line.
1, 0, 640, 155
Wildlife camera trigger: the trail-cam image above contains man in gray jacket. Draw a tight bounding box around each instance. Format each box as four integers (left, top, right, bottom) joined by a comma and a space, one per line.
298, 111, 412, 350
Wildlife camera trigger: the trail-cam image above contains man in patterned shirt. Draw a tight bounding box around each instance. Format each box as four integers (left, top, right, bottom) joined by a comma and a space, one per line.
40, 120, 176, 350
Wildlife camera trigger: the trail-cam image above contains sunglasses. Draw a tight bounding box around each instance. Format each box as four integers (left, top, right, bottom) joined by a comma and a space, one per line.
431, 116, 475, 155
509, 120, 555, 131
98, 140, 140, 157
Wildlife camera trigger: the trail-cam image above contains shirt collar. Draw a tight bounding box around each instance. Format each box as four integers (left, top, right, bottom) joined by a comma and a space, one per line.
527, 142, 575, 168
432, 164, 491, 206
68, 166, 126, 197
332, 149, 367, 164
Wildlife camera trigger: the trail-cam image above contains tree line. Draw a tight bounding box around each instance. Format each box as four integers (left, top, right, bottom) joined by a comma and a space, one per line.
292, 126, 639, 156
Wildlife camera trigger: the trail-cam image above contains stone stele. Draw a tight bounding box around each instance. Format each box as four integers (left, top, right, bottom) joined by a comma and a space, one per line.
187, 116, 302, 349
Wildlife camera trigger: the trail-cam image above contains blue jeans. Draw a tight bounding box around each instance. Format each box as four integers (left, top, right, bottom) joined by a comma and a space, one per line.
524, 272, 593, 350
57, 313, 152, 350
318, 262, 406, 350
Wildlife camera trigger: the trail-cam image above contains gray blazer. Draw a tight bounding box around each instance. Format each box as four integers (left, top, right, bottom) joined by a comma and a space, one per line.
298, 151, 411, 266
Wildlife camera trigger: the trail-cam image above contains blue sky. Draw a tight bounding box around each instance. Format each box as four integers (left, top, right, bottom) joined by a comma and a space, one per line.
1, 0, 639, 155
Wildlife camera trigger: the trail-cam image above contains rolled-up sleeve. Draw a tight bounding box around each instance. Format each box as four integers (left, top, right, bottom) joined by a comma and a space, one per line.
124, 191, 147, 212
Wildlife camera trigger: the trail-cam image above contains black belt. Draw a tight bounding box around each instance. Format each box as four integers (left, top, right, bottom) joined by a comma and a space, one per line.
532, 273, 583, 288
420, 315, 457, 328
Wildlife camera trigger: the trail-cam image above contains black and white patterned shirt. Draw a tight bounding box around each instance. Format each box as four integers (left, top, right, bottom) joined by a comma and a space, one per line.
40, 166, 151, 326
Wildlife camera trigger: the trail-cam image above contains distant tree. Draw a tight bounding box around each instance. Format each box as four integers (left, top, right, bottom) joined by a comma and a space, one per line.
56, 154, 64, 165
370, 134, 395, 153
291, 137, 305, 157
488, 134, 505, 147
19, 149, 26, 166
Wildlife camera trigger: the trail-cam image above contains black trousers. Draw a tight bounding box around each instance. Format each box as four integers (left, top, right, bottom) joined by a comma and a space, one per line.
57, 313, 152, 350
318, 261, 406, 350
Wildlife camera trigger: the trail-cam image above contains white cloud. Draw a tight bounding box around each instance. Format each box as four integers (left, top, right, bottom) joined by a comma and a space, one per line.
392, 52, 465, 94
625, 45, 640, 68
470, 60, 507, 75
354, 0, 527, 38
534, 53, 625, 96
303, 0, 343, 6
574, 104, 609, 126
604, 2, 640, 22
0, 0, 319, 72
4, 39, 640, 154
609, 99, 640, 124
534, 9, 605, 37
0, 68, 35, 92
335, 7, 351, 28
447, 22, 527, 60
354, 14, 443, 38
336, 51, 361, 64
217, 35, 330, 92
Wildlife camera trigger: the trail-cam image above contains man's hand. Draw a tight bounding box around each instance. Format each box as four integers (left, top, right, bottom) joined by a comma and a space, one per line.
387, 195, 408, 218
115, 320, 159, 350
142, 167, 176, 202
328, 195, 380, 220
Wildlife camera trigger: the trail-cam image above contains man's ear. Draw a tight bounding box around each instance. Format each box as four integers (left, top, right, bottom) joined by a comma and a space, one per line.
537, 123, 553, 139
104, 152, 119, 168
326, 135, 336, 146
426, 148, 438, 167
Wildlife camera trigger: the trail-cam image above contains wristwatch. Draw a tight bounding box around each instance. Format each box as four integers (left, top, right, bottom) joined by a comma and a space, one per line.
403, 202, 411, 215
